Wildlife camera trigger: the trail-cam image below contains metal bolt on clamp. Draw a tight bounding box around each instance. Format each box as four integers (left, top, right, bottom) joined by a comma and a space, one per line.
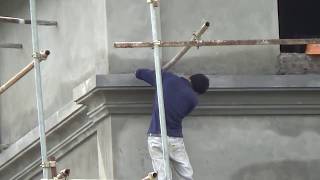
150, 40, 161, 49
147, 0, 159, 7
32, 52, 41, 59
40, 161, 56, 168
192, 32, 201, 49
153, 40, 161, 46
32, 50, 50, 61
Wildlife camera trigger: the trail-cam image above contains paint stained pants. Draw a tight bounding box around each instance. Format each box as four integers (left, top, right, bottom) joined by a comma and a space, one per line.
148, 136, 194, 180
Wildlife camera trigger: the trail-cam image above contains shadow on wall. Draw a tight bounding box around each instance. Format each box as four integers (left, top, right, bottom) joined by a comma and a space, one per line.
231, 159, 320, 180
267, 117, 320, 137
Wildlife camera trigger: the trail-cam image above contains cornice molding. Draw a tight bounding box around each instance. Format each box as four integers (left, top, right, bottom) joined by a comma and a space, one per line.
74, 74, 320, 115
11, 122, 97, 180
0, 102, 87, 171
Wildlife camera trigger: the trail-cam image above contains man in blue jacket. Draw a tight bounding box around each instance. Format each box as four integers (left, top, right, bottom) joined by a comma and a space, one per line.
136, 69, 209, 180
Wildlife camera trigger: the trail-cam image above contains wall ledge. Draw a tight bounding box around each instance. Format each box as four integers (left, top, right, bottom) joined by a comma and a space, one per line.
73, 74, 320, 115
0, 101, 86, 170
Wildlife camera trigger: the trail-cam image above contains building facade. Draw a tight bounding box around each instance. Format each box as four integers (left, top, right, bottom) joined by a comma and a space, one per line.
1, 0, 320, 179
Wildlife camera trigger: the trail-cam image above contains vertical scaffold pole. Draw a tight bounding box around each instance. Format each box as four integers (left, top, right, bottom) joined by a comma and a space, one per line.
147, 0, 172, 179
29, 0, 49, 179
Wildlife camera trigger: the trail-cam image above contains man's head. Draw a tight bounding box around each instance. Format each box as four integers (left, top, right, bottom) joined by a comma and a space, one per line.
189, 74, 209, 94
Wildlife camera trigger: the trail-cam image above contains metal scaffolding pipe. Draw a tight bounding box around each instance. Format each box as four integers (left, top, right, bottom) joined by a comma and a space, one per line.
148, 0, 172, 179
29, 0, 49, 178
0, 51, 49, 95
114, 38, 320, 48
0, 43, 23, 49
162, 21, 210, 70
0, 61, 33, 95
0, 16, 57, 26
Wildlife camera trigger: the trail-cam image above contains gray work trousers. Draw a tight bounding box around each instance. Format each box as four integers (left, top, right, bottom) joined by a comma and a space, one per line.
148, 136, 194, 180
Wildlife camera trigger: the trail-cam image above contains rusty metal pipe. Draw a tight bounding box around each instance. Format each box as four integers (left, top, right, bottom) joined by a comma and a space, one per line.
114, 38, 320, 48
0, 43, 23, 49
0, 61, 34, 95
162, 21, 210, 70
0, 50, 49, 95
0, 16, 57, 26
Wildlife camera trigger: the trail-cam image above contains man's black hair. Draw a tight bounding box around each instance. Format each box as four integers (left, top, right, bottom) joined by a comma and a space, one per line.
190, 74, 209, 94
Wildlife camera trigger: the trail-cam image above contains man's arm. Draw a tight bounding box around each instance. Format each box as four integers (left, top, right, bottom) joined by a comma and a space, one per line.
135, 68, 156, 86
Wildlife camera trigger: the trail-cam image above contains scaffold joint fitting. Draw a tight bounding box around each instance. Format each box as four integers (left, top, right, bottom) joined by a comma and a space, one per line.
32, 50, 50, 61
147, 0, 159, 7
40, 160, 56, 168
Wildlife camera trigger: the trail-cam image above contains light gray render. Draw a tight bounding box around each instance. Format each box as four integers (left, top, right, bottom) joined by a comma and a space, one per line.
1, 0, 320, 179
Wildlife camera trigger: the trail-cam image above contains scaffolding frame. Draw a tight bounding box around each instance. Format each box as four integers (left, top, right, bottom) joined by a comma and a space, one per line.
114, 38, 320, 48
0, 1, 57, 179
147, 1, 171, 179
1, 0, 319, 179
114, 1, 320, 180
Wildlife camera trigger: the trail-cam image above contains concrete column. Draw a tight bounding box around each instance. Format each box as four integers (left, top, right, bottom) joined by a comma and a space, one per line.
97, 116, 114, 179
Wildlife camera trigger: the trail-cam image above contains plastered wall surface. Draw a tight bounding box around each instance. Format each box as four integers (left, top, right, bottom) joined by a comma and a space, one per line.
0, 0, 279, 145
3, 1, 318, 180
107, 0, 279, 74
1, 71, 320, 179
0, 0, 108, 144
112, 115, 320, 180
31, 134, 99, 180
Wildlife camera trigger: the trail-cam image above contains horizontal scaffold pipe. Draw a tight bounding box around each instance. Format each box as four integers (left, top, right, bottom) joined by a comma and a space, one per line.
0, 43, 23, 49
114, 38, 320, 48
0, 16, 57, 26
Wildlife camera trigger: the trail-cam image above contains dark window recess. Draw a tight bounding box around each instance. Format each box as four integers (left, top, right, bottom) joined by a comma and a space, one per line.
278, 0, 320, 53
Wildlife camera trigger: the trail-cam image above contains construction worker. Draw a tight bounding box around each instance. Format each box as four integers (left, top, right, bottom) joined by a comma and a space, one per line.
136, 69, 209, 180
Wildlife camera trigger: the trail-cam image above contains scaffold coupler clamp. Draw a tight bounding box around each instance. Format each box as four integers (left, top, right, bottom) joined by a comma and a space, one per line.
40, 160, 56, 169
32, 50, 51, 61
54, 168, 70, 180
147, 0, 159, 7
151, 40, 161, 49
142, 171, 158, 180
192, 32, 201, 49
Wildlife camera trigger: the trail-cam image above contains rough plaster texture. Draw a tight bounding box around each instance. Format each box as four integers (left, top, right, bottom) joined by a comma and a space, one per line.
111, 115, 320, 180
2, 0, 319, 179
72, 74, 320, 179
279, 53, 320, 74
184, 116, 320, 180
31, 134, 99, 180
0, 101, 93, 180
111, 115, 152, 179
1, 73, 320, 179
0, 0, 108, 144
50, 134, 99, 179
108, 0, 280, 74
0, 0, 279, 145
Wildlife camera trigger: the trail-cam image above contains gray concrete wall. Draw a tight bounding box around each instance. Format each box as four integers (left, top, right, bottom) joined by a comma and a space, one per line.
30, 134, 99, 180
112, 115, 320, 180
1, 73, 320, 179
71, 74, 320, 179
0, 0, 108, 145
0, 0, 280, 148
107, 0, 280, 74
2, 0, 307, 179
0, 0, 279, 145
